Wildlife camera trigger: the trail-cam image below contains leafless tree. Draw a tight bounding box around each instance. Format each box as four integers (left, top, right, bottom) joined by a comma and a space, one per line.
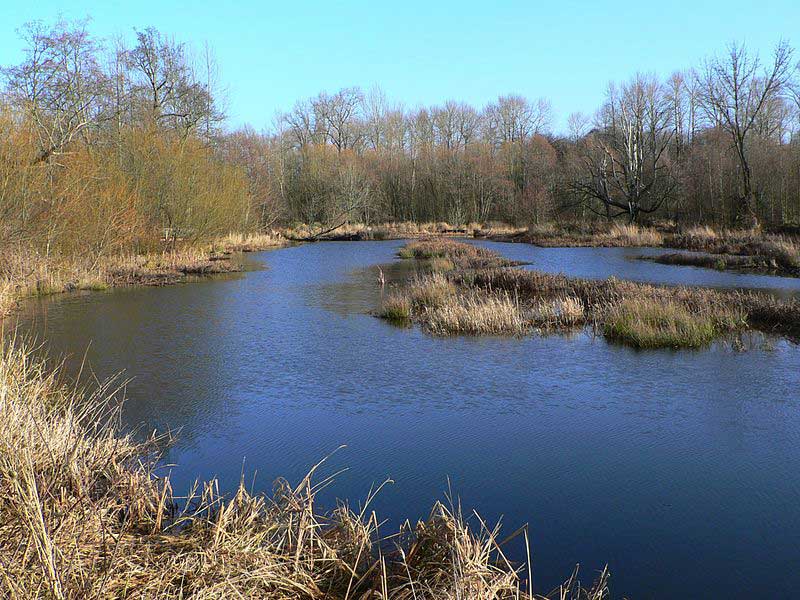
574, 75, 675, 222
2, 19, 108, 163
127, 27, 221, 135
567, 111, 590, 142
314, 87, 364, 152
697, 41, 794, 226
484, 95, 551, 146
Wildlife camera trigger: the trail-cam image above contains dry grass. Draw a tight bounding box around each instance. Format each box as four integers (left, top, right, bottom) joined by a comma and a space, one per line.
383, 240, 798, 347
607, 223, 664, 246
425, 292, 528, 335
648, 252, 768, 272
0, 232, 287, 318
398, 238, 517, 269
482, 222, 665, 248
480, 221, 800, 276
529, 296, 586, 329
0, 339, 610, 599
281, 222, 483, 242
406, 273, 457, 309
666, 228, 800, 274
380, 295, 412, 321
0, 280, 14, 317
604, 299, 719, 349
212, 231, 288, 252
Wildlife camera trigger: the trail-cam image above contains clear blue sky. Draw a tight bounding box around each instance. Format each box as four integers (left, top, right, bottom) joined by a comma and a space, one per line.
3, 0, 798, 132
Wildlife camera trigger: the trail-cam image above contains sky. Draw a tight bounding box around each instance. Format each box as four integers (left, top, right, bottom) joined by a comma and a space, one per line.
2, 0, 798, 133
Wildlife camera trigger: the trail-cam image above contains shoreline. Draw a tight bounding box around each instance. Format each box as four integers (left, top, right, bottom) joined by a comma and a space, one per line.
477, 223, 800, 278
5, 221, 800, 320
0, 339, 609, 599
378, 239, 800, 348
0, 233, 290, 318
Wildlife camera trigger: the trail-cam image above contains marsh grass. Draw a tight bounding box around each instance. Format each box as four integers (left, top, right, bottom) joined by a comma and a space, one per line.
398, 238, 517, 269
0, 231, 288, 318
281, 221, 482, 242
384, 240, 796, 348
482, 222, 800, 275
425, 292, 527, 335
429, 257, 456, 272
380, 294, 412, 321
212, 231, 287, 252
665, 228, 800, 274
407, 273, 457, 309
483, 222, 665, 248
603, 299, 718, 349
0, 339, 609, 599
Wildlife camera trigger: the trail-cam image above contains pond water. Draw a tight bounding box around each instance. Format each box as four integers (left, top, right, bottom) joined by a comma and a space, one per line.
14, 240, 800, 599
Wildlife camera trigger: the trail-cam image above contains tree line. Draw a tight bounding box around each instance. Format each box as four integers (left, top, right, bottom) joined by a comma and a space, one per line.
245, 40, 800, 229
2, 19, 800, 260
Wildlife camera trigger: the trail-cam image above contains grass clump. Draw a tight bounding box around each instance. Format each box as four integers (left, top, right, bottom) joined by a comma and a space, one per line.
380, 294, 412, 321
607, 223, 664, 246
0, 338, 610, 599
484, 222, 665, 248
429, 257, 456, 272
213, 231, 287, 252
603, 299, 718, 349
426, 292, 527, 335
529, 296, 586, 329
398, 238, 515, 269
407, 273, 457, 309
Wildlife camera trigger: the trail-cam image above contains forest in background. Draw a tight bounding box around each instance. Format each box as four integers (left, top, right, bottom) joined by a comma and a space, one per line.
2, 19, 800, 262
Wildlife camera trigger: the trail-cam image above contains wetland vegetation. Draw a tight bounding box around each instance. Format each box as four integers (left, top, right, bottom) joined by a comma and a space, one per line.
2, 12, 800, 600
381, 239, 800, 348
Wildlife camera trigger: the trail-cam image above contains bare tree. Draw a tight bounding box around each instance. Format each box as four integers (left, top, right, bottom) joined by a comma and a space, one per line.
697, 41, 794, 226
567, 111, 590, 142
314, 87, 364, 152
431, 101, 479, 150
574, 75, 675, 222
127, 27, 221, 135
2, 19, 108, 163
484, 95, 551, 146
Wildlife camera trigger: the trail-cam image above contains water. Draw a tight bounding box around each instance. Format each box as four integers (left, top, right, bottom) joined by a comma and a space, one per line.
14, 240, 800, 599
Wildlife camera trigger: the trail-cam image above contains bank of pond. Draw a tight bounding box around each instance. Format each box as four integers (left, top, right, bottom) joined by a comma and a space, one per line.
380, 239, 800, 349
5, 236, 800, 599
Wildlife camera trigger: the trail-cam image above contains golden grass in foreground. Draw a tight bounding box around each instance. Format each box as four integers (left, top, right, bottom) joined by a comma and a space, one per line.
0, 340, 609, 599
381, 239, 797, 348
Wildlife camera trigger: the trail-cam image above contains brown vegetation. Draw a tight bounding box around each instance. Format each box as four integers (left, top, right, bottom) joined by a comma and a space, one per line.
664, 227, 800, 274
0, 339, 610, 599
479, 222, 800, 276
0, 235, 289, 318
383, 240, 799, 347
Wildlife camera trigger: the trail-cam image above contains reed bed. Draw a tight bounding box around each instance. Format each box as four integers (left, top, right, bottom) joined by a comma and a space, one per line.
212, 231, 288, 252
482, 222, 665, 248
398, 239, 517, 269
665, 228, 800, 274
383, 239, 799, 347
281, 222, 482, 242
0, 339, 609, 599
0, 232, 290, 317
480, 222, 800, 276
